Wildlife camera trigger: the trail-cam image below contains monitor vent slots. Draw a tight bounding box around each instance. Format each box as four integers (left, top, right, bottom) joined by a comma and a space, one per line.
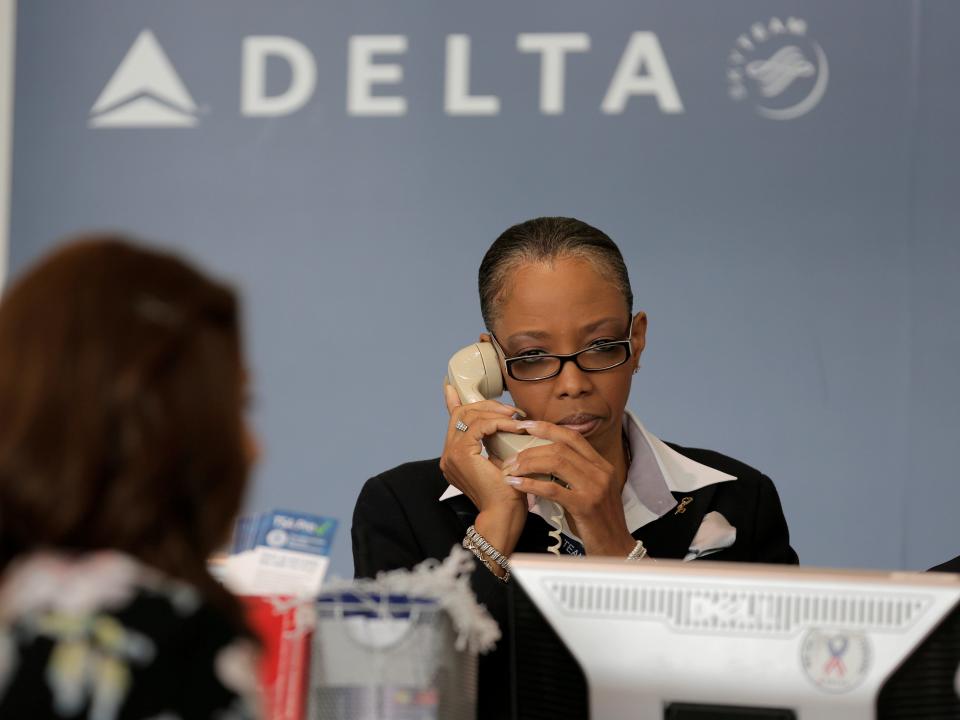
543, 578, 931, 635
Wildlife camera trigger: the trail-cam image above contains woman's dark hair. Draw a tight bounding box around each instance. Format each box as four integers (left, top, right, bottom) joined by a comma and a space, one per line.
478, 217, 634, 328
0, 235, 248, 621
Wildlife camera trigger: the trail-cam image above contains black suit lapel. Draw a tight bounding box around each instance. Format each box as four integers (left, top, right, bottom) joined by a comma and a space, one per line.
634, 485, 718, 560
443, 495, 479, 533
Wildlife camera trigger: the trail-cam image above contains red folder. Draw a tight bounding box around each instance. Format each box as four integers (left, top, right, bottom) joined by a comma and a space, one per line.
242, 596, 312, 720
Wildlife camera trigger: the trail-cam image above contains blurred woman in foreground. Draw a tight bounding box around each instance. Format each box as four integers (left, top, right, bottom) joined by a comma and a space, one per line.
0, 236, 260, 718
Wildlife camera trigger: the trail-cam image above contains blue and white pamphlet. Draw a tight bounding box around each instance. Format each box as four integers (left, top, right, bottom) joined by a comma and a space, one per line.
221, 509, 338, 597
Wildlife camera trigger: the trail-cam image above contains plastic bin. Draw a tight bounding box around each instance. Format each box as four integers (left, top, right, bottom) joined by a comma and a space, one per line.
308, 592, 477, 720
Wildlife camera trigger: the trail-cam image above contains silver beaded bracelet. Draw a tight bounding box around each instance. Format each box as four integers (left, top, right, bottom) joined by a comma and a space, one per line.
463, 525, 511, 582
465, 525, 510, 571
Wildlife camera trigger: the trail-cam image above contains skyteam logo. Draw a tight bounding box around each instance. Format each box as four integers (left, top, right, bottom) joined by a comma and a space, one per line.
727, 18, 829, 120
89, 30, 200, 128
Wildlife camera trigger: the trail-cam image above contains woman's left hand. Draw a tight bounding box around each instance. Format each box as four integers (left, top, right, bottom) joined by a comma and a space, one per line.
501, 420, 638, 557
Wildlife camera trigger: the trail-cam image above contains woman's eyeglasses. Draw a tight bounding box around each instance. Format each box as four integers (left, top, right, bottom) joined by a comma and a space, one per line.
490, 318, 634, 382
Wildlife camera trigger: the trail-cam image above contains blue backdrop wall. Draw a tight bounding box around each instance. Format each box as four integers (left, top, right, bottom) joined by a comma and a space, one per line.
7, 0, 960, 578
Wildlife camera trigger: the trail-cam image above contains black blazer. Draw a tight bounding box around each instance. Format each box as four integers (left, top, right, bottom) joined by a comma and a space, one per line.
930, 554, 960, 573
353, 443, 798, 719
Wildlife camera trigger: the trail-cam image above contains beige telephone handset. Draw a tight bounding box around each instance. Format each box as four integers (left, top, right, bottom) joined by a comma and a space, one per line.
447, 342, 565, 555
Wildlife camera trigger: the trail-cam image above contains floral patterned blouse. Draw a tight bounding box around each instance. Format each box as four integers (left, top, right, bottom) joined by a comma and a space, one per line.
0, 551, 261, 719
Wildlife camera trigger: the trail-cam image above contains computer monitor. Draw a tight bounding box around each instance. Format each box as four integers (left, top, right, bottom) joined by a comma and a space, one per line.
508, 555, 960, 720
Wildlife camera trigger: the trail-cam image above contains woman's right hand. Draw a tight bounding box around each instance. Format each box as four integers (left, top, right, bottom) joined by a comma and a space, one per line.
440, 383, 528, 559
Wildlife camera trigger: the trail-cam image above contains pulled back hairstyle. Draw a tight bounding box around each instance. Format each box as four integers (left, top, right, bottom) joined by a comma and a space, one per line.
0, 236, 248, 620
478, 217, 633, 329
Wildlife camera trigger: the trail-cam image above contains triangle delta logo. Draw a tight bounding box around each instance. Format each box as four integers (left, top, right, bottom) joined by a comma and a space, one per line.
89, 30, 199, 128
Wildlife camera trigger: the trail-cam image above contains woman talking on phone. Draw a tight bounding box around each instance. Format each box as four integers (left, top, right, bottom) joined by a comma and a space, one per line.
352, 217, 798, 716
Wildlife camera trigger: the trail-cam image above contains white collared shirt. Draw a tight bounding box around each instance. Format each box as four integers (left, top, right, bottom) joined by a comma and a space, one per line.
439, 411, 738, 559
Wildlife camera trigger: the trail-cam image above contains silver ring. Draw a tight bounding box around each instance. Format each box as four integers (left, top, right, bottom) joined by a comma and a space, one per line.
455, 420, 469, 433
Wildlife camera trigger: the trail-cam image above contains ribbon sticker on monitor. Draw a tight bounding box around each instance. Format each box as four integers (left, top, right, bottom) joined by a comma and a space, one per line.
801, 629, 871, 693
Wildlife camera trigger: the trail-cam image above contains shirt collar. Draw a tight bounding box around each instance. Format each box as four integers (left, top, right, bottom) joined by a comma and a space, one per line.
439, 410, 736, 534
619, 410, 736, 532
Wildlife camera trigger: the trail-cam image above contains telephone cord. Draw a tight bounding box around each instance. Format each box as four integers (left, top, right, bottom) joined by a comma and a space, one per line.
547, 500, 564, 556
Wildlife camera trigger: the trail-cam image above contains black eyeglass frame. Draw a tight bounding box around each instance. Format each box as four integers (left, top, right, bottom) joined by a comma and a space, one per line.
489, 315, 636, 382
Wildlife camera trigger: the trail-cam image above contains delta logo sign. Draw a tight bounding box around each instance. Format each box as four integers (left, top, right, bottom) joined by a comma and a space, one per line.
89, 21, 827, 129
